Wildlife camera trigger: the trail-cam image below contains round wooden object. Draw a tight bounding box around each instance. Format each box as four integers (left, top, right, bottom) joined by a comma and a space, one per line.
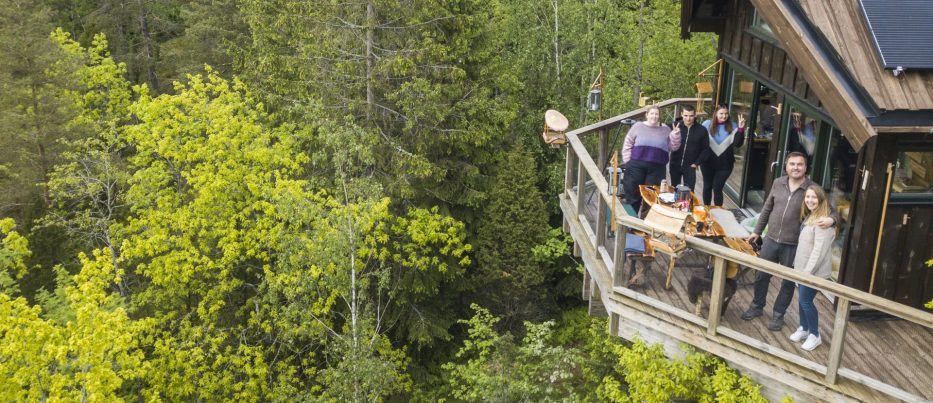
544, 109, 569, 132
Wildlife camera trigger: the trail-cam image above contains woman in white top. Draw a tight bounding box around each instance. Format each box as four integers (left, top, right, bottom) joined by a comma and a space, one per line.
788, 185, 835, 351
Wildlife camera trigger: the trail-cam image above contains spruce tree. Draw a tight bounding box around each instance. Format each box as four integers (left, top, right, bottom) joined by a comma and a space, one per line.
474, 143, 551, 328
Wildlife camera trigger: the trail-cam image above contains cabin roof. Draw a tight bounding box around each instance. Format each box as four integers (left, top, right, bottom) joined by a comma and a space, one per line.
797, 0, 933, 112
859, 0, 933, 71
682, 0, 933, 150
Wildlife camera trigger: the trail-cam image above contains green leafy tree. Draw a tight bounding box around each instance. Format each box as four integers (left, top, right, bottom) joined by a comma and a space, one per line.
117, 70, 305, 400
0, 219, 32, 294
0, 220, 148, 402
115, 68, 472, 399
443, 304, 583, 401
40, 30, 135, 293
597, 338, 769, 403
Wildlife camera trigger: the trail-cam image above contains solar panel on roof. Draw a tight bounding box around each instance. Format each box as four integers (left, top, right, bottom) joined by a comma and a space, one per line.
859, 0, 933, 70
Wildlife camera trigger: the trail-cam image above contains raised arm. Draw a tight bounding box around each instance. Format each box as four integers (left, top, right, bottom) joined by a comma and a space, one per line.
731, 113, 747, 148
669, 124, 682, 152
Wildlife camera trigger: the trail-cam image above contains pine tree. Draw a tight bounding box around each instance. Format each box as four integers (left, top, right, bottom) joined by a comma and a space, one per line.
474, 143, 551, 327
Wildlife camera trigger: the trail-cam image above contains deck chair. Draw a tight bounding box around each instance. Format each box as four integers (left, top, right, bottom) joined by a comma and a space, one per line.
643, 204, 694, 289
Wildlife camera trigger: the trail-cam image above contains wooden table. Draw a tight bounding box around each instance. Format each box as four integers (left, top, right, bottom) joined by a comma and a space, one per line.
633, 185, 750, 289
638, 185, 725, 238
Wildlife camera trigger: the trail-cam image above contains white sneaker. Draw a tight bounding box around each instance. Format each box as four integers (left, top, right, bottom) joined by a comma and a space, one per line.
801, 334, 822, 351
789, 327, 808, 342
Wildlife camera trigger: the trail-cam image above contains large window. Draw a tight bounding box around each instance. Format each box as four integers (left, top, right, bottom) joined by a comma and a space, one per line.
892, 151, 933, 194
724, 70, 756, 201
783, 104, 829, 176
750, 10, 777, 42
823, 130, 856, 281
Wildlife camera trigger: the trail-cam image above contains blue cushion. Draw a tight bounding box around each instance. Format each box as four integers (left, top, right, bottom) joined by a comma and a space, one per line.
624, 234, 646, 254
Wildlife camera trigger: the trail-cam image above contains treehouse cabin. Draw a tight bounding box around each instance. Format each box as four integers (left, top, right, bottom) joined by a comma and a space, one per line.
683, 0, 933, 310
558, 1, 933, 401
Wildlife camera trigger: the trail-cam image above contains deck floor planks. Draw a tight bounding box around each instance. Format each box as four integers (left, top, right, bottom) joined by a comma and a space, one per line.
581, 189, 933, 400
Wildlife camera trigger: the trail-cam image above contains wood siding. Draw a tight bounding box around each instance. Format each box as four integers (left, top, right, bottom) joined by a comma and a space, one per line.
719, 0, 816, 110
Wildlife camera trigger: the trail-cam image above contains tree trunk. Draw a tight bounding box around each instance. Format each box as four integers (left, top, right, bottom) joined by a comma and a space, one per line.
365, 1, 375, 120
138, 0, 159, 93
30, 84, 50, 205
633, 0, 647, 105
552, 0, 561, 81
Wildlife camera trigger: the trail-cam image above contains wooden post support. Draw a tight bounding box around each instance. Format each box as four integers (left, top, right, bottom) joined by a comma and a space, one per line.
598, 127, 609, 170
576, 159, 587, 217
613, 223, 627, 288
609, 312, 620, 337
596, 196, 607, 248
573, 158, 587, 257
564, 147, 575, 194
706, 256, 727, 336
582, 266, 591, 300
825, 298, 851, 385
610, 152, 619, 233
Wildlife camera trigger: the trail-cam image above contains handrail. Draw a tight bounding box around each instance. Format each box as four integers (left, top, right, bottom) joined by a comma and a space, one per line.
566, 125, 933, 328
566, 98, 707, 137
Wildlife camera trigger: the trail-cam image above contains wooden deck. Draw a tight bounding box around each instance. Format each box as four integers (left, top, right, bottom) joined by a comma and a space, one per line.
561, 101, 933, 402
576, 182, 933, 402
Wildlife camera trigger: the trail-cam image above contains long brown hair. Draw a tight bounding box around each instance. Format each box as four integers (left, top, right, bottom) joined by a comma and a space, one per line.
800, 185, 830, 225
709, 105, 734, 134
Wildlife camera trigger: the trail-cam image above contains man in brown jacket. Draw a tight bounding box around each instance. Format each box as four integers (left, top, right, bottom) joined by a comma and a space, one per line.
742, 152, 837, 330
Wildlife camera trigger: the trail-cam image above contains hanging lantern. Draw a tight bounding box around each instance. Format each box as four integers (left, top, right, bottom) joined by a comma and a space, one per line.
588, 89, 602, 112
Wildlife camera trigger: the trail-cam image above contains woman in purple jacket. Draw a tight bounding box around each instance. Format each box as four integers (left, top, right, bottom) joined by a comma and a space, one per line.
621, 106, 682, 212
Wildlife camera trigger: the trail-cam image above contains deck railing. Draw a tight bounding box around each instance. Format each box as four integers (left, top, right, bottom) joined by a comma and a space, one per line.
561, 98, 933, 401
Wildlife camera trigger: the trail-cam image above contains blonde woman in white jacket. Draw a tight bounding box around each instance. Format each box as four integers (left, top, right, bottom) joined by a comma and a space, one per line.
788, 185, 835, 351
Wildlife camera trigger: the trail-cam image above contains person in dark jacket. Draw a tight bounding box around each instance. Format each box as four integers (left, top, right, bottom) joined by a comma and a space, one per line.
700, 105, 746, 206
669, 105, 710, 192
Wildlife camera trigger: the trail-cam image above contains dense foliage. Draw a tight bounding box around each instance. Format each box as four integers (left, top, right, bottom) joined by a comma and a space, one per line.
0, 0, 773, 401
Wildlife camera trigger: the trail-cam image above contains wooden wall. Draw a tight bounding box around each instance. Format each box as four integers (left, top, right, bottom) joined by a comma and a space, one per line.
840, 135, 933, 309
718, 0, 822, 111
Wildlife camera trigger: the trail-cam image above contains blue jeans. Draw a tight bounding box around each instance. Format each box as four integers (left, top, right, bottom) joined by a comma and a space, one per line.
798, 284, 820, 337
750, 237, 797, 316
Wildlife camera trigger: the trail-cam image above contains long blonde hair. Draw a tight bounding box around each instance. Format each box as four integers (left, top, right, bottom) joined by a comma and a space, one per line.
800, 185, 830, 225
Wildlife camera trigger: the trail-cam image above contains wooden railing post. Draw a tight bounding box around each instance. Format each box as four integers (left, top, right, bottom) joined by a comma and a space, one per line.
575, 159, 586, 217
598, 127, 609, 171
825, 298, 851, 384
564, 148, 575, 233
613, 222, 627, 288
706, 256, 727, 336
609, 312, 620, 336
564, 147, 575, 194
596, 196, 608, 248
574, 158, 587, 257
